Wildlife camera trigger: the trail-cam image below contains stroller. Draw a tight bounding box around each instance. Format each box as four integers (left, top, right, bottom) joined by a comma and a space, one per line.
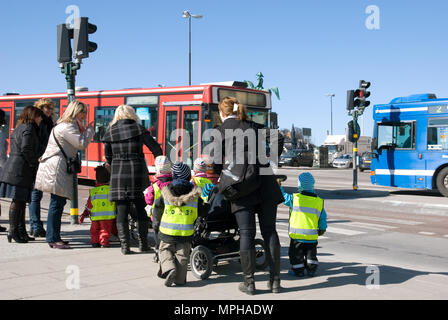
189, 186, 269, 280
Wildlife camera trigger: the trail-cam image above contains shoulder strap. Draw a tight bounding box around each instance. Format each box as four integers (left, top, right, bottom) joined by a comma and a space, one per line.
53, 128, 68, 160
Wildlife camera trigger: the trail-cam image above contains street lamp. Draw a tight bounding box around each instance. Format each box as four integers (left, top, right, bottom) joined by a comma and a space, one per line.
325, 93, 335, 135
182, 10, 202, 86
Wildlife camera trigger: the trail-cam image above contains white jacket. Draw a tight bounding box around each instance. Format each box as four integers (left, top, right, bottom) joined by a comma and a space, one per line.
35, 121, 93, 199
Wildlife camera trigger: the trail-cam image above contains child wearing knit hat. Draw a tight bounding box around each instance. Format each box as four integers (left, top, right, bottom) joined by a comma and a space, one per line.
144, 156, 173, 262
152, 161, 208, 287
279, 172, 327, 277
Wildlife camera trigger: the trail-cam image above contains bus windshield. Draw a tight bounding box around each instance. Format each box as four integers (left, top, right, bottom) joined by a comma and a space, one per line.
377, 122, 415, 149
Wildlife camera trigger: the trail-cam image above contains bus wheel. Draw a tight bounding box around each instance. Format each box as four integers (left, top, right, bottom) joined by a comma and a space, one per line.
436, 167, 448, 197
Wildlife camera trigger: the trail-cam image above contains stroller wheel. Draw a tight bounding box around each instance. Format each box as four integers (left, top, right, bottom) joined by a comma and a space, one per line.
190, 245, 213, 280
254, 239, 269, 271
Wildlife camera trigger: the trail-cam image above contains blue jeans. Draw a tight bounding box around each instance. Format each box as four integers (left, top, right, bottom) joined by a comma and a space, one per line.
29, 189, 44, 232
46, 194, 67, 243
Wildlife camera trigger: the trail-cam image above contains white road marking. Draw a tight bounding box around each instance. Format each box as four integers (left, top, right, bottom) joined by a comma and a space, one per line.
327, 213, 424, 226
335, 221, 398, 231
326, 226, 366, 236
418, 232, 435, 236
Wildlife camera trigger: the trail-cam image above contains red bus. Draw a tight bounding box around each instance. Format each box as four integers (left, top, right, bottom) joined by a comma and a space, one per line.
0, 81, 276, 180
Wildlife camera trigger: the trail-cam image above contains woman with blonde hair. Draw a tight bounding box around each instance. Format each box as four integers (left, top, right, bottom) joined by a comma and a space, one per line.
28, 98, 56, 238
214, 96, 284, 295
35, 100, 94, 249
102, 104, 162, 254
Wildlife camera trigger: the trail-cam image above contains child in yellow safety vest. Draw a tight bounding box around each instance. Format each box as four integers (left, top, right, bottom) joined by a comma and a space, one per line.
191, 158, 214, 202
279, 172, 327, 277
79, 165, 118, 248
152, 161, 208, 287
144, 156, 173, 262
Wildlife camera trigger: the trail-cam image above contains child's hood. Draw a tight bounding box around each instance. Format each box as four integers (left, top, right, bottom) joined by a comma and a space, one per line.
162, 183, 202, 207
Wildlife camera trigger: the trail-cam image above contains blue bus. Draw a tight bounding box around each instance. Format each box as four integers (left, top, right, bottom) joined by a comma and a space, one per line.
370, 93, 448, 197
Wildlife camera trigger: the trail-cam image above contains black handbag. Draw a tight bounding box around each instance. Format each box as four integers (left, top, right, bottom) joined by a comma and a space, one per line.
53, 129, 82, 174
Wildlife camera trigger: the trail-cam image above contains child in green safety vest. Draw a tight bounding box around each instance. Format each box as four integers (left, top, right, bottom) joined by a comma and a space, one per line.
190, 158, 214, 202
144, 156, 173, 263
79, 165, 118, 248
152, 161, 208, 287
279, 172, 327, 277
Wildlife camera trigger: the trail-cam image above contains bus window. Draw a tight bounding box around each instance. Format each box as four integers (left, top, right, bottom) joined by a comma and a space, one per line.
14, 100, 60, 127
165, 111, 178, 160
94, 107, 116, 142
377, 122, 415, 149
428, 117, 448, 151
135, 107, 158, 140
247, 110, 268, 127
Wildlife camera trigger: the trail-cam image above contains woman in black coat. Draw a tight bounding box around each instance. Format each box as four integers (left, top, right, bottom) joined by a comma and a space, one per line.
102, 105, 163, 254
0, 106, 43, 243
214, 97, 284, 295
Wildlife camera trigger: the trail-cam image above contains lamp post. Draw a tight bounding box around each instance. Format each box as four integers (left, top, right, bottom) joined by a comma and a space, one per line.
182, 10, 202, 86
325, 93, 335, 135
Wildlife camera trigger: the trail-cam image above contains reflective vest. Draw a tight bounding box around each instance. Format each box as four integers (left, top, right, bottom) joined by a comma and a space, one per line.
90, 185, 116, 221
192, 176, 213, 188
148, 183, 162, 218
289, 193, 323, 241
160, 198, 198, 237
192, 177, 213, 202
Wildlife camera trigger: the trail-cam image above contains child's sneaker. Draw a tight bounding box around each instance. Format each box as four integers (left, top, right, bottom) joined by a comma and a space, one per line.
288, 268, 305, 277
91, 243, 101, 248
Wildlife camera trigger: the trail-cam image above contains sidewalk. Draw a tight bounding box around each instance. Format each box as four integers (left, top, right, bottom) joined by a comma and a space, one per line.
1, 192, 448, 300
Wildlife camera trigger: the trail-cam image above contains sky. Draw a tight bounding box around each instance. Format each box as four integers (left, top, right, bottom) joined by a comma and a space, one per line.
2, 0, 448, 145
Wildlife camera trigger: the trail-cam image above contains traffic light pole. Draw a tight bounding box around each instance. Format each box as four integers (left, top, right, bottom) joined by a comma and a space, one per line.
352, 110, 359, 190
61, 61, 81, 224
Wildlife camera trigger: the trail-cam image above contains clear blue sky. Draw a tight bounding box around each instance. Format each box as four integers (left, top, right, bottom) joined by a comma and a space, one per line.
2, 0, 448, 145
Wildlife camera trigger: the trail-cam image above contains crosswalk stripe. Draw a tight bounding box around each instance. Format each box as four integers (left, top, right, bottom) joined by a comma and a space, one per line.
418, 231, 435, 236
327, 213, 424, 226
326, 226, 366, 236
334, 221, 397, 231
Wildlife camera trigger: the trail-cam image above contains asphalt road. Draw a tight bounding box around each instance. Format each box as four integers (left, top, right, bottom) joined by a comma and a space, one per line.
0, 168, 447, 300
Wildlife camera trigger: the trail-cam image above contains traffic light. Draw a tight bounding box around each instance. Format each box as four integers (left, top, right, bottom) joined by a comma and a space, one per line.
346, 90, 355, 111
354, 80, 371, 112
57, 24, 74, 63
73, 17, 97, 60
347, 120, 360, 142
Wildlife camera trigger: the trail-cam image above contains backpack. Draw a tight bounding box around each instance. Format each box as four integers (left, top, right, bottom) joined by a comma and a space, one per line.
218, 121, 261, 201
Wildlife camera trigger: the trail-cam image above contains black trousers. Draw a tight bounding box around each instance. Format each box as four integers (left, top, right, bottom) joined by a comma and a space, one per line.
116, 198, 148, 224
288, 240, 318, 272
234, 201, 281, 278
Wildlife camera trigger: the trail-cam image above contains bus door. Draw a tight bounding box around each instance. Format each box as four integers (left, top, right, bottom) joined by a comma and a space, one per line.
180, 107, 201, 167
375, 121, 422, 188
163, 107, 181, 163
1, 107, 12, 148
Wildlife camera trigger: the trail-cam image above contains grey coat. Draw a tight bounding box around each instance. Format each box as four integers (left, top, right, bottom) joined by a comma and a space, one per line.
102, 119, 162, 201
35, 121, 94, 199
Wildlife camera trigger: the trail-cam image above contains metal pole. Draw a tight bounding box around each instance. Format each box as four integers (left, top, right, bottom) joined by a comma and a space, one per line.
188, 17, 191, 86
353, 110, 359, 190
62, 61, 81, 224
330, 95, 333, 135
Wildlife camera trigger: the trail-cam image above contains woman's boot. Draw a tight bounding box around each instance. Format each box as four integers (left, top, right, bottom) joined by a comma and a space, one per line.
7, 208, 27, 243
266, 243, 281, 293
18, 208, 34, 241
137, 219, 150, 252
238, 250, 256, 295
116, 222, 132, 255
